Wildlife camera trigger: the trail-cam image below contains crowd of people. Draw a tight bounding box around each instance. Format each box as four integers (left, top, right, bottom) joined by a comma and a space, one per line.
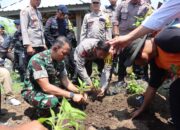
0, 0, 180, 130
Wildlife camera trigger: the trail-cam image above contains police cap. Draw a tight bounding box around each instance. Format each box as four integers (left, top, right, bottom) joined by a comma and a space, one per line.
14, 19, 20, 25
57, 5, 69, 14
0, 24, 4, 30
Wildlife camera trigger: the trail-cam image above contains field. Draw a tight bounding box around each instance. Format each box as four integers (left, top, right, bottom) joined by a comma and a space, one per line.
0, 72, 176, 130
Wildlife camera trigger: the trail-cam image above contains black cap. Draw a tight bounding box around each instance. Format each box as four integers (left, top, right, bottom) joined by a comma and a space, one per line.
123, 35, 147, 67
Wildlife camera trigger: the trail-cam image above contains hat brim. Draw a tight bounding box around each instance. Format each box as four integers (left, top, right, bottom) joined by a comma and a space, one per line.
124, 35, 148, 67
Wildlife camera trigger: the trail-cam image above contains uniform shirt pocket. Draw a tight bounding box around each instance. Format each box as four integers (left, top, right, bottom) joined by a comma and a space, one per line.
121, 8, 128, 20
87, 19, 94, 28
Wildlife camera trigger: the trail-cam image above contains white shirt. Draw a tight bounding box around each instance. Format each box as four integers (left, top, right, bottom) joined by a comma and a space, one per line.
142, 0, 180, 30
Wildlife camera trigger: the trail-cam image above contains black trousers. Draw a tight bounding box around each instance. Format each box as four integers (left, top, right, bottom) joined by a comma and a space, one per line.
85, 59, 104, 77
26, 47, 45, 63
169, 78, 180, 130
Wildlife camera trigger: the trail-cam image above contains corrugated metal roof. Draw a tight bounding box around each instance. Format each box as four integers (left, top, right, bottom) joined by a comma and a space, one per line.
0, 0, 91, 11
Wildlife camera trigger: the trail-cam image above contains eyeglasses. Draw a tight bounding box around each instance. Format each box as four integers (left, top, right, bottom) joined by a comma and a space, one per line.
92, 2, 100, 4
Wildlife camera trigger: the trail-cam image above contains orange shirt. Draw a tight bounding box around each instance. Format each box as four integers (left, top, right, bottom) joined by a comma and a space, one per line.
155, 46, 180, 76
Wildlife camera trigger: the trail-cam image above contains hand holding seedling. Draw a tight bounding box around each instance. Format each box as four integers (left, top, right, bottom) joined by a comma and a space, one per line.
72, 93, 85, 103
97, 88, 105, 97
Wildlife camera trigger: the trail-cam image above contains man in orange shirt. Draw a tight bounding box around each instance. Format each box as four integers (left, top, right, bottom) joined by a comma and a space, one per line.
120, 24, 180, 130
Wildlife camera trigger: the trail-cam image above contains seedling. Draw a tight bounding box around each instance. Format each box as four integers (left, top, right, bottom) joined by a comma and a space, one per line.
77, 78, 91, 94
92, 78, 100, 90
127, 72, 145, 94
38, 98, 86, 130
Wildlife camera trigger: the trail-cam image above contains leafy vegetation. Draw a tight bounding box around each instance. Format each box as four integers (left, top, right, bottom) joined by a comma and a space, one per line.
11, 71, 23, 93
77, 78, 91, 94
127, 72, 145, 94
92, 78, 100, 89
38, 98, 86, 130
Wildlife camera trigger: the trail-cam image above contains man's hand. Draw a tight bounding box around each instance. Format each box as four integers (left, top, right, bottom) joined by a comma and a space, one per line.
107, 35, 131, 48
27, 45, 35, 55
97, 88, 105, 97
131, 108, 143, 119
72, 94, 85, 103
44, 45, 48, 50
14, 120, 47, 130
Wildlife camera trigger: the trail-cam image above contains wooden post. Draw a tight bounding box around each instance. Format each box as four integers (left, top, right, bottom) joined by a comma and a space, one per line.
76, 12, 82, 44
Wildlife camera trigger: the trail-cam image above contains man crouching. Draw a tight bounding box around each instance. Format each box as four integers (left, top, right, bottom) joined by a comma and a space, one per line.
21, 36, 86, 109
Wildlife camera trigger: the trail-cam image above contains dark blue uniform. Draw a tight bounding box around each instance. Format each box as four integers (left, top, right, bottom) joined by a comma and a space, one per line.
12, 29, 26, 81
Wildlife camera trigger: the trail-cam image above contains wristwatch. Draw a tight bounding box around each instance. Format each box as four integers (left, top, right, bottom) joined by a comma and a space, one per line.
70, 92, 75, 99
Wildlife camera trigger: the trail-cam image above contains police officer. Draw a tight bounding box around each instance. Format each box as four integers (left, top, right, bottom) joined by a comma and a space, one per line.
80, 0, 112, 42
74, 38, 112, 95
44, 5, 76, 48
0, 24, 14, 62
112, 0, 150, 87
103, 0, 117, 34
11, 19, 26, 82
20, 0, 46, 62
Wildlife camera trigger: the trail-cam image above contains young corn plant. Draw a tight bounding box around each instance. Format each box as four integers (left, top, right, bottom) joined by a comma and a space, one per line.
77, 78, 91, 94
38, 98, 86, 130
127, 72, 145, 94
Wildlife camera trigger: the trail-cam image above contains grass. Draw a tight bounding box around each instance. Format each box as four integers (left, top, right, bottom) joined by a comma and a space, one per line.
0, 71, 23, 94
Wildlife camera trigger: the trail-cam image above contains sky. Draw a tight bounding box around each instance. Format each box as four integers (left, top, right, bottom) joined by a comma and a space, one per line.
0, 0, 166, 10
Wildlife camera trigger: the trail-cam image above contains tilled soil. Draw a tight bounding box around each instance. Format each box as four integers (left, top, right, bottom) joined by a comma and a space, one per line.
0, 88, 176, 130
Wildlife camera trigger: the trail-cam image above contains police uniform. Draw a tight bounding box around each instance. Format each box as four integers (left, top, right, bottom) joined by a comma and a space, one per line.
44, 16, 75, 47
113, 0, 149, 82
0, 31, 14, 61
12, 27, 26, 82
113, 0, 149, 35
21, 50, 67, 109
80, 11, 112, 42
20, 5, 45, 61
74, 38, 112, 90
103, 4, 116, 23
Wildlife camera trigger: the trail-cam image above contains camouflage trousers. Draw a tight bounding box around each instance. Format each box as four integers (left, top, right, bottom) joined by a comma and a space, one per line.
21, 90, 61, 109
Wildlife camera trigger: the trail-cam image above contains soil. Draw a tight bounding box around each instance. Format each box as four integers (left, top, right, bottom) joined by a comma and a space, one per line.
0, 83, 176, 130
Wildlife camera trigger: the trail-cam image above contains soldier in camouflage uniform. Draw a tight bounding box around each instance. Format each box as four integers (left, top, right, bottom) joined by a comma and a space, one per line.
80, 0, 112, 42
21, 36, 86, 109
74, 38, 112, 95
11, 19, 26, 82
44, 5, 77, 79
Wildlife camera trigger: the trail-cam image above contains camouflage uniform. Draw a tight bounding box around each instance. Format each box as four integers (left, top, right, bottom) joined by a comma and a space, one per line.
21, 50, 67, 109
44, 17, 77, 79
80, 11, 112, 42
74, 38, 112, 90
